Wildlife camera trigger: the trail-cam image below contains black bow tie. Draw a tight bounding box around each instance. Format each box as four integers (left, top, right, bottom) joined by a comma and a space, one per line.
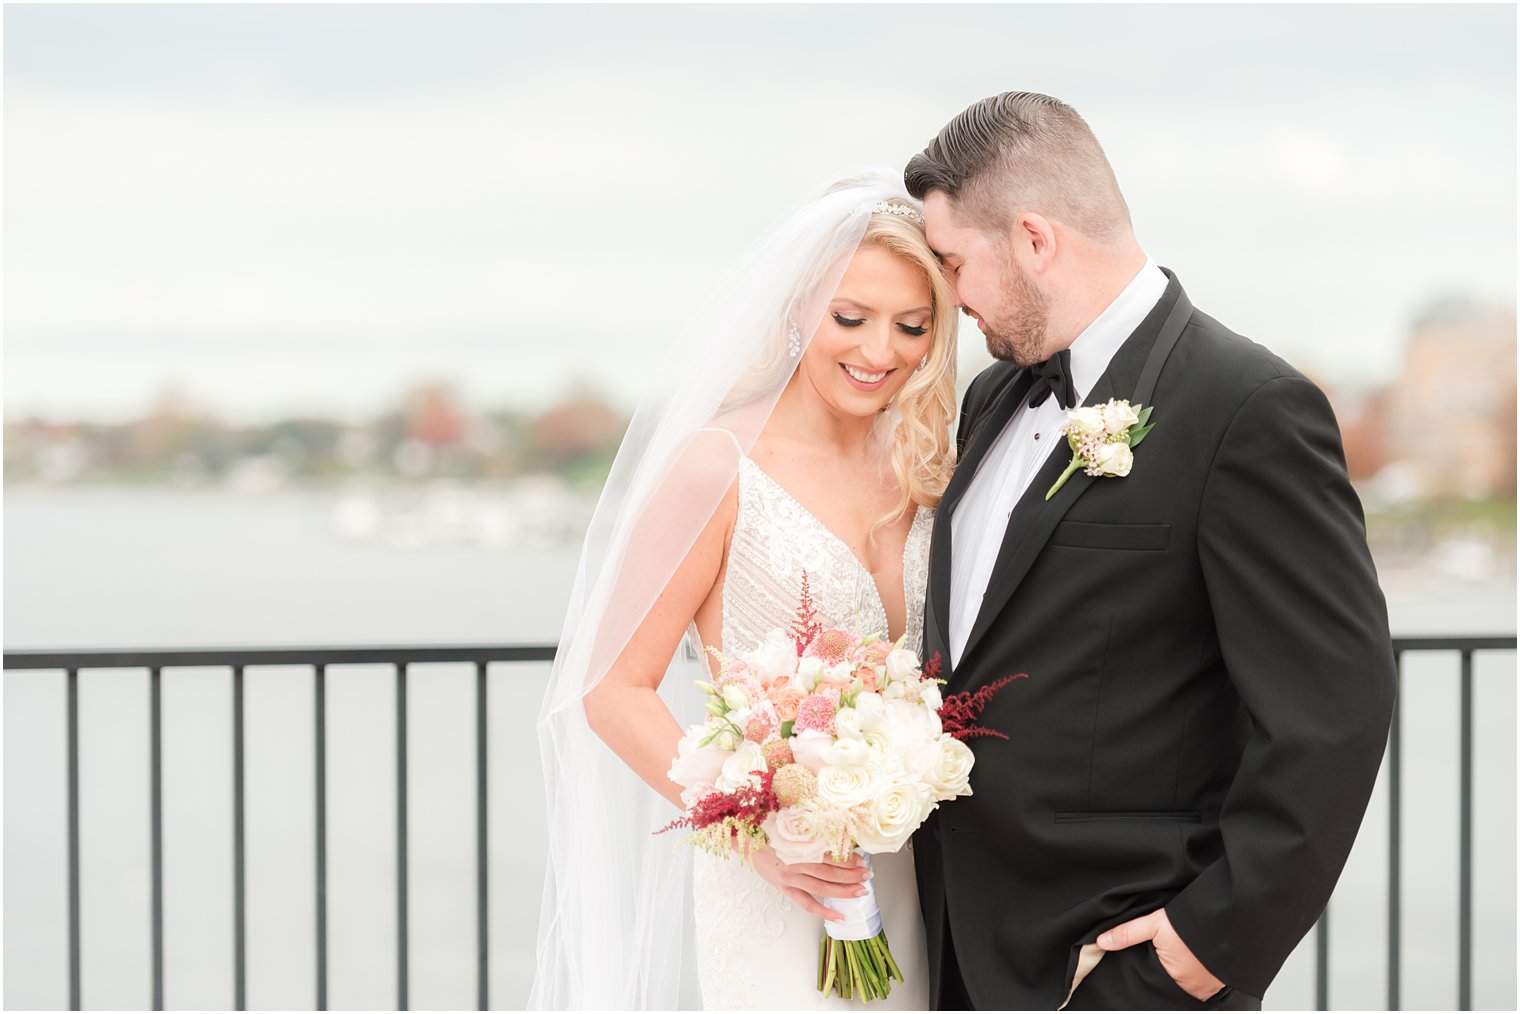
1025, 348, 1076, 410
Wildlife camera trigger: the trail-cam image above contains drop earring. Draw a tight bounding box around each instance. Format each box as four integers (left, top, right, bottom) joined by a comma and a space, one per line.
787, 321, 802, 358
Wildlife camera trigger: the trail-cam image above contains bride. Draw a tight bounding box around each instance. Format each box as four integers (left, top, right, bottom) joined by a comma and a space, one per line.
529, 171, 959, 1009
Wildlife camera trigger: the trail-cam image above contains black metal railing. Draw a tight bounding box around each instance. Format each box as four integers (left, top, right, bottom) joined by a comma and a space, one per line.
4, 635, 1515, 1011
5, 643, 555, 1012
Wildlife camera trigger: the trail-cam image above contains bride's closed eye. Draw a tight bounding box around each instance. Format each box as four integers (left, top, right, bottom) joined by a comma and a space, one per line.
832, 311, 928, 337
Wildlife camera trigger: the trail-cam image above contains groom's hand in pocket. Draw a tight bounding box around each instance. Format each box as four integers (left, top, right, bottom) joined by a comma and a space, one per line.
750, 846, 872, 922
1097, 908, 1226, 1001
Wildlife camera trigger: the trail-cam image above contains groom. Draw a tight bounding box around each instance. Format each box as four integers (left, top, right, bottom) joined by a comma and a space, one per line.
906, 93, 1396, 1010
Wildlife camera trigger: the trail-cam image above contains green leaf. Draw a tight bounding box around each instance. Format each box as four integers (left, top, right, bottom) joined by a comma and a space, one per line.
779, 720, 795, 739
1136, 405, 1154, 426
1129, 423, 1155, 449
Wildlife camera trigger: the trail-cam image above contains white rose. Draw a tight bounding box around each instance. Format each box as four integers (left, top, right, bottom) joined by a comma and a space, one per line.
925, 736, 976, 800
824, 662, 853, 685
791, 728, 833, 773
795, 657, 826, 692
722, 684, 751, 711
826, 736, 870, 767
762, 804, 831, 865
853, 692, 885, 729
834, 707, 865, 740
1067, 406, 1106, 436
882, 680, 908, 700
885, 648, 920, 684
850, 783, 931, 854
816, 762, 884, 809
1090, 441, 1134, 478
752, 629, 799, 682
667, 730, 728, 789
715, 740, 767, 793
1102, 400, 1140, 432
862, 723, 894, 754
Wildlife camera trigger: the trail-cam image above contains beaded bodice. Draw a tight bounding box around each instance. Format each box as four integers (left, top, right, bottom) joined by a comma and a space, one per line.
714, 456, 933, 656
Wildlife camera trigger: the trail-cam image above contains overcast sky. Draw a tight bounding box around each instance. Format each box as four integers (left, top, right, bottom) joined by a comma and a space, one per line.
5, 3, 1515, 423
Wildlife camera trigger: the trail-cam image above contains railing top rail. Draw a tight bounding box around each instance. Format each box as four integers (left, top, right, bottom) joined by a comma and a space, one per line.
2, 643, 560, 670
3, 635, 1514, 672
1392, 635, 1516, 652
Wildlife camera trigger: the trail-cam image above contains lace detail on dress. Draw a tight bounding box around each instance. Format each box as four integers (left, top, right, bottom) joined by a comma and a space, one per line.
691, 850, 794, 1010
723, 457, 933, 655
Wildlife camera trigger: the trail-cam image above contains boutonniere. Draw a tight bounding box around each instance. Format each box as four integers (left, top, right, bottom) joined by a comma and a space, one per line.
1045, 399, 1155, 500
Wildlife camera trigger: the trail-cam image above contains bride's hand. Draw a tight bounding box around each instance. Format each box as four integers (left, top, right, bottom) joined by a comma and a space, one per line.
749, 846, 872, 922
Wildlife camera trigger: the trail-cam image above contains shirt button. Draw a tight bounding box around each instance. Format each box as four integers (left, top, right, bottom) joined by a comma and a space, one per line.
1035, 432, 1042, 440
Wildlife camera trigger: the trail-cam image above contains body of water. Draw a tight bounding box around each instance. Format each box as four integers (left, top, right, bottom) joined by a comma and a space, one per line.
4, 487, 1515, 1009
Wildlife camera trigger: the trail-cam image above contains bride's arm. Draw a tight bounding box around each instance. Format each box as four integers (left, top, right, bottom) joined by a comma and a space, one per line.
579, 446, 869, 920
582, 474, 736, 812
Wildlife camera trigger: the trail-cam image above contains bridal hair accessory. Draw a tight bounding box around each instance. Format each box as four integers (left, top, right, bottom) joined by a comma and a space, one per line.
869, 199, 926, 226
1045, 398, 1155, 500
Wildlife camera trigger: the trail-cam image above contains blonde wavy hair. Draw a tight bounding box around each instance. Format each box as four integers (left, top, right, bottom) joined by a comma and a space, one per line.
861, 211, 959, 535
716, 202, 959, 537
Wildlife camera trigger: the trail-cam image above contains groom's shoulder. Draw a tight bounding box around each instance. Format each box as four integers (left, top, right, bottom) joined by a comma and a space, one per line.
962, 360, 1022, 413
1179, 305, 1320, 406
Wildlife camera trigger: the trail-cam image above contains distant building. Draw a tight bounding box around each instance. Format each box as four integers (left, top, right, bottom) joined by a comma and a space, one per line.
1383, 298, 1516, 500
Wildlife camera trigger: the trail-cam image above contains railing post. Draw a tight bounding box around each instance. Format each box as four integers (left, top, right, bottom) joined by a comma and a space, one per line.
67, 667, 81, 1012
476, 661, 489, 1011
1315, 907, 1328, 1010
397, 662, 409, 1011
1388, 652, 1402, 1011
151, 666, 164, 1011
1458, 650, 1473, 1010
233, 664, 246, 1011
315, 663, 328, 1011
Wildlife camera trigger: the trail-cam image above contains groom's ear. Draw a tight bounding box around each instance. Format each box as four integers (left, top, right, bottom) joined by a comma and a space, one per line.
1014, 212, 1057, 271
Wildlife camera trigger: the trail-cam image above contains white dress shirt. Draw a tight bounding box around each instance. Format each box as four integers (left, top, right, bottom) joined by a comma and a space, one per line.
948, 258, 1168, 668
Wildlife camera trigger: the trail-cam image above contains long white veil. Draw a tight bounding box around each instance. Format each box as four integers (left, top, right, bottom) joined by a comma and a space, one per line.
528, 169, 921, 1009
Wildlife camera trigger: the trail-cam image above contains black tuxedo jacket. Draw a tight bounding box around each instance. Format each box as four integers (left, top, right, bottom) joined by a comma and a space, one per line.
914, 271, 1396, 1009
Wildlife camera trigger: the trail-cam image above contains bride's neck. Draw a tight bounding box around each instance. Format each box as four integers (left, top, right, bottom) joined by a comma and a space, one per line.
768, 374, 883, 459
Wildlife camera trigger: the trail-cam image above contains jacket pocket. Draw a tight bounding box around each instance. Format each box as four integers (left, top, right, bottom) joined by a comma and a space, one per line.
1054, 810, 1202, 823
1049, 520, 1170, 551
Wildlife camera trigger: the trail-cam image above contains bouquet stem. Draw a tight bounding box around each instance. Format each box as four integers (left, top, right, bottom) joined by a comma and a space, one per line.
815, 851, 903, 1000
817, 930, 901, 1001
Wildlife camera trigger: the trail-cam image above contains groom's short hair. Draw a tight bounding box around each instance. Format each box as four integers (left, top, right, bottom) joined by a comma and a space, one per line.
906, 92, 1132, 242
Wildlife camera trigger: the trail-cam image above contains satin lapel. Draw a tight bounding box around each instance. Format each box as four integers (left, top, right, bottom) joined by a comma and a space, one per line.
955, 272, 1192, 671
927, 367, 1033, 661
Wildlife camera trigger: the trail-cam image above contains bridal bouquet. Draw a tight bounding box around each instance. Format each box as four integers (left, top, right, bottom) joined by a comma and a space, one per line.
662, 575, 1023, 1002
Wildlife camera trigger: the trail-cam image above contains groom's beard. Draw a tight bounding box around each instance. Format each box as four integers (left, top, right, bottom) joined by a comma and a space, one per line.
980, 250, 1050, 368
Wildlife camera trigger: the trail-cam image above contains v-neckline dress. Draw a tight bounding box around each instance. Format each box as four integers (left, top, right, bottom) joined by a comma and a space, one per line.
686, 454, 934, 1011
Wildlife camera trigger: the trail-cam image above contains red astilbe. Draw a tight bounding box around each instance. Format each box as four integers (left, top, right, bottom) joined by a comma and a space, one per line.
789, 571, 823, 656
656, 767, 779, 836
936, 660, 1028, 742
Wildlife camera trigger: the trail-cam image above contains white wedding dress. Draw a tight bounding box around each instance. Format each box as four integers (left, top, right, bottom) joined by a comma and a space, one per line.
684, 453, 934, 1011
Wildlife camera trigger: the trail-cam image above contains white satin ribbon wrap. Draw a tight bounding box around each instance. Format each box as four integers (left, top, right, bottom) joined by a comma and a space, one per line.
821, 852, 883, 941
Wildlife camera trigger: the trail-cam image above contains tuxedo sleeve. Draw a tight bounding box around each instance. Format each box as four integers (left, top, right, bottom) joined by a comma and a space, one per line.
1165, 374, 1396, 998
